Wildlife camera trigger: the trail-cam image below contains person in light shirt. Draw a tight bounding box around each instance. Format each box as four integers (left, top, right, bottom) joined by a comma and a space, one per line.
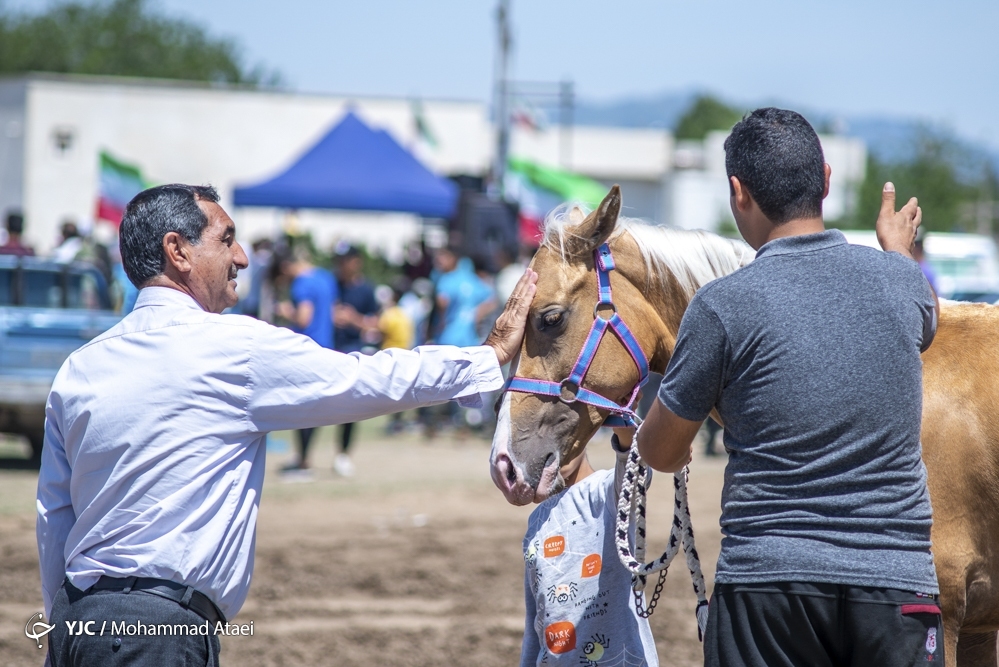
37, 184, 537, 667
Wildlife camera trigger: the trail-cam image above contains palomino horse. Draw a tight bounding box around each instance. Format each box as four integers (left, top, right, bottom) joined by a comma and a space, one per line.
490, 186, 999, 666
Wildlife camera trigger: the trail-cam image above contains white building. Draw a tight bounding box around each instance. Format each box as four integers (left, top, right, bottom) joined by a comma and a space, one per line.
0, 73, 867, 258
0, 74, 491, 259
664, 130, 867, 232
510, 125, 673, 221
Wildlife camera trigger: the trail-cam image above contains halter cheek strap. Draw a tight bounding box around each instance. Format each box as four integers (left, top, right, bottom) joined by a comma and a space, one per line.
504, 243, 649, 427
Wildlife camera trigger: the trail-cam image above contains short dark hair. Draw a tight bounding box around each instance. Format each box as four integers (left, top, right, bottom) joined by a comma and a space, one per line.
6, 212, 24, 235
724, 108, 825, 224
119, 184, 219, 287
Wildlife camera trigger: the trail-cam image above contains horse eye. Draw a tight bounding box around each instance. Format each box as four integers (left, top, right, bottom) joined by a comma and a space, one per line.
542, 311, 563, 328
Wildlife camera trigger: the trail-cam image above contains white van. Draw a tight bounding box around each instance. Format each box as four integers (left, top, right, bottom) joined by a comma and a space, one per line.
840, 230, 999, 303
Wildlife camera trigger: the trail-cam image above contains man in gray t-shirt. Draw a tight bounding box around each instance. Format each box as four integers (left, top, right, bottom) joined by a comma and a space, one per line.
631, 108, 941, 667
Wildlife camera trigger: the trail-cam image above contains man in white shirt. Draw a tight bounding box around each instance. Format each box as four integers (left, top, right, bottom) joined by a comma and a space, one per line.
37, 184, 537, 667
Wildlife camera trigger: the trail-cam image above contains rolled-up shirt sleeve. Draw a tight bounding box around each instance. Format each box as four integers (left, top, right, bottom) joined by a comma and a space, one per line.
657, 293, 730, 422
245, 323, 504, 432
36, 389, 76, 616
883, 252, 937, 352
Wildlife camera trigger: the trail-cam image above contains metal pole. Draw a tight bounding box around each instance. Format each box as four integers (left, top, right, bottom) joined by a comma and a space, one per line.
559, 79, 574, 169
492, 0, 511, 198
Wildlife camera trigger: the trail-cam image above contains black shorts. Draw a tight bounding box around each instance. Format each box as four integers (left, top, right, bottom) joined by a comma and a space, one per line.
704, 581, 943, 667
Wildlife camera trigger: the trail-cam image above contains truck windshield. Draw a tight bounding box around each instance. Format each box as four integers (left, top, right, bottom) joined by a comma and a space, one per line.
0, 265, 111, 310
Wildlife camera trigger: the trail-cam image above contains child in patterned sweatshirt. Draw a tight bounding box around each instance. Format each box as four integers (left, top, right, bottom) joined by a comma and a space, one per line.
520, 434, 657, 667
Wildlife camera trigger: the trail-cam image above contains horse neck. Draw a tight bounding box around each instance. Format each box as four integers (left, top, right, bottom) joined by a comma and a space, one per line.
616, 231, 745, 375
642, 274, 696, 375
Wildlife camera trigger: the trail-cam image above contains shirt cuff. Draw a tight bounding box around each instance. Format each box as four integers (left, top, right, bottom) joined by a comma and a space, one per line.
454, 346, 505, 408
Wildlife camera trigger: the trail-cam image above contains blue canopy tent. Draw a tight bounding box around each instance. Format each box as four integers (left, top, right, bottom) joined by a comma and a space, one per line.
233, 112, 457, 218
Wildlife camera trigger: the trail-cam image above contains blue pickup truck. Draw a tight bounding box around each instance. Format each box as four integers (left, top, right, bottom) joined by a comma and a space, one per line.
0, 256, 121, 464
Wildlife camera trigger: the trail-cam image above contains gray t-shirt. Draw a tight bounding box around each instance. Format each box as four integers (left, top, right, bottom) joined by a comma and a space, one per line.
658, 230, 939, 593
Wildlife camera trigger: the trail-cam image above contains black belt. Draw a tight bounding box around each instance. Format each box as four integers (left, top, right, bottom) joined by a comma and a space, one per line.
88, 576, 227, 626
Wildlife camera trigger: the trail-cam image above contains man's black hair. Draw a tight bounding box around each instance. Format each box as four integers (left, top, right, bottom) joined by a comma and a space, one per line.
724, 108, 825, 224
6, 212, 24, 235
119, 184, 219, 287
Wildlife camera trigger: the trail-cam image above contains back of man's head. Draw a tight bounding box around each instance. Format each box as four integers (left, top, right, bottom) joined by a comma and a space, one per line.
724, 108, 825, 224
6, 212, 24, 235
119, 184, 219, 288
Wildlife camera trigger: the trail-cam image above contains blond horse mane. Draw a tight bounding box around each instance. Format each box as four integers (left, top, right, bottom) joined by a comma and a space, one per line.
541, 205, 754, 298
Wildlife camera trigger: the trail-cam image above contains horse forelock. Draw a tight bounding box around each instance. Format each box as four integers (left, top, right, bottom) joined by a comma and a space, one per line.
540, 205, 753, 299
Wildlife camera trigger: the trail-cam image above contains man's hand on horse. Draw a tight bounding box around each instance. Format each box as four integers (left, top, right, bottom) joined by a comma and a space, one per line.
876, 181, 922, 259
484, 268, 539, 366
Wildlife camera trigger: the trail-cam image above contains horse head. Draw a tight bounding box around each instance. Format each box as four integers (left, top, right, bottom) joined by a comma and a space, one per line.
489, 187, 752, 505
490, 187, 674, 504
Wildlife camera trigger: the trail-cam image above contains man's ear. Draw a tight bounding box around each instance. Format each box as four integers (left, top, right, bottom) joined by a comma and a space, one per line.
161, 231, 193, 275
730, 177, 753, 213
565, 185, 621, 258
822, 163, 831, 199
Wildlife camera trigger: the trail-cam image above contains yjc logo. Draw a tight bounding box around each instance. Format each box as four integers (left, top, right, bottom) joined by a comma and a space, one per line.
25, 612, 54, 649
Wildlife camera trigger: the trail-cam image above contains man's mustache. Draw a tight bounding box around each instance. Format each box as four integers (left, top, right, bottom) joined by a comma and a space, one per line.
229, 266, 238, 280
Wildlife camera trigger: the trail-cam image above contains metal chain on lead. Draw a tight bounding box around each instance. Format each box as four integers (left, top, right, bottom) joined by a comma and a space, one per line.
634, 569, 667, 618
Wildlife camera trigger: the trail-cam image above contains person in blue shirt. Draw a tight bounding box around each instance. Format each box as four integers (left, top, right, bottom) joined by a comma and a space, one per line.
332, 246, 379, 476
423, 248, 497, 436
275, 245, 338, 477
433, 249, 496, 348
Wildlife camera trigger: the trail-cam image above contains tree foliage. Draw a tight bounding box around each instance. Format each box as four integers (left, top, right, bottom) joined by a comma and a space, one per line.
674, 95, 742, 141
846, 129, 998, 233
0, 0, 280, 86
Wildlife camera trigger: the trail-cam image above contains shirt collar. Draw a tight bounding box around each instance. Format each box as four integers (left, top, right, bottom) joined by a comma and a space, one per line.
754, 229, 847, 259
133, 286, 207, 312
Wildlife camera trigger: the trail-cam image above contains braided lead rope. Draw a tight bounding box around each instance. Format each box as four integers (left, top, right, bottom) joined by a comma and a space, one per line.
615, 428, 710, 639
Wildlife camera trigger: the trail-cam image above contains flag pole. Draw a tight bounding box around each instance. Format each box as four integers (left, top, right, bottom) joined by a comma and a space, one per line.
492, 0, 512, 199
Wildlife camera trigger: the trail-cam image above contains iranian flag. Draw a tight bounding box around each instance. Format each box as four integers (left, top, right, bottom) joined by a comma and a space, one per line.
96, 151, 149, 225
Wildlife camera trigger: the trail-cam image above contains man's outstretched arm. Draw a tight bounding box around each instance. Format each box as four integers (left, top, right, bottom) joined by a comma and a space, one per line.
246, 270, 538, 432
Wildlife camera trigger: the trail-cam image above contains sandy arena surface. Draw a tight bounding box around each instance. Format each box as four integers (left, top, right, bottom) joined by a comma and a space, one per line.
0, 423, 725, 666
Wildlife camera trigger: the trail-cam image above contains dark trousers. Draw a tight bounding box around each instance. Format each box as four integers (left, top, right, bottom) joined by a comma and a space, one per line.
49, 580, 220, 667
296, 427, 315, 465
704, 581, 944, 667
340, 422, 355, 453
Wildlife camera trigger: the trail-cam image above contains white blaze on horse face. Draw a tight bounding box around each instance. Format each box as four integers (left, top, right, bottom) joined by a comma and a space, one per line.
490, 393, 512, 468
489, 393, 535, 506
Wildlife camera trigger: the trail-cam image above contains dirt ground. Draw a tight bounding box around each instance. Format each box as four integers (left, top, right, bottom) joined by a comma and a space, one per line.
0, 422, 726, 666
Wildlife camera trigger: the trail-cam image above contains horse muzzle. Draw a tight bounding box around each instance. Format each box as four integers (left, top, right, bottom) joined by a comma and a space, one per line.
490, 449, 564, 506
490, 394, 567, 505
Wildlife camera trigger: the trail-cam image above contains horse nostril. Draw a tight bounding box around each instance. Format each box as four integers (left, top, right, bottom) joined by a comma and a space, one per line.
506, 461, 517, 485
543, 452, 556, 469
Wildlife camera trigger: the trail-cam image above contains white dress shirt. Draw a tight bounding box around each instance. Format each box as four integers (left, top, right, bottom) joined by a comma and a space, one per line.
37, 286, 504, 619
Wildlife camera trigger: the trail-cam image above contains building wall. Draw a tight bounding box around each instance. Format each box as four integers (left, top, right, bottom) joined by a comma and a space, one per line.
16, 74, 491, 253
0, 80, 26, 222
663, 130, 867, 232
8, 74, 870, 255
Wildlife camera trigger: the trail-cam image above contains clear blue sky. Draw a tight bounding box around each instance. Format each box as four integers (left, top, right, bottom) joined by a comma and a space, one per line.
15, 0, 999, 150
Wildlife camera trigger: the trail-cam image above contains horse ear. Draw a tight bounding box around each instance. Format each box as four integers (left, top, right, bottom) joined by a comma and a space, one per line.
567, 186, 621, 258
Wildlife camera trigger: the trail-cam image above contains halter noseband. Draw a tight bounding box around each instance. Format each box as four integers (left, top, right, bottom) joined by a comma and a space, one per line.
504, 243, 649, 427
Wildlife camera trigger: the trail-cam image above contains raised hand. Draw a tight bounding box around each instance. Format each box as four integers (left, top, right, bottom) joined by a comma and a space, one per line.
484, 268, 538, 366
876, 182, 922, 259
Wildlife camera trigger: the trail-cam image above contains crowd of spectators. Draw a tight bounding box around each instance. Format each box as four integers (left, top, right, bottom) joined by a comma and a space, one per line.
1, 207, 531, 470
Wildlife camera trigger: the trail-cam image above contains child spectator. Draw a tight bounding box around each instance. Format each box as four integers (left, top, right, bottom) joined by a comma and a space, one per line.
376, 281, 415, 352
521, 435, 658, 667
376, 281, 416, 434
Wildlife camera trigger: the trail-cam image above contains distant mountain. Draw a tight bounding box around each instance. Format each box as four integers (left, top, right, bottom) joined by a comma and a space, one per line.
574, 90, 697, 130
574, 91, 999, 170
